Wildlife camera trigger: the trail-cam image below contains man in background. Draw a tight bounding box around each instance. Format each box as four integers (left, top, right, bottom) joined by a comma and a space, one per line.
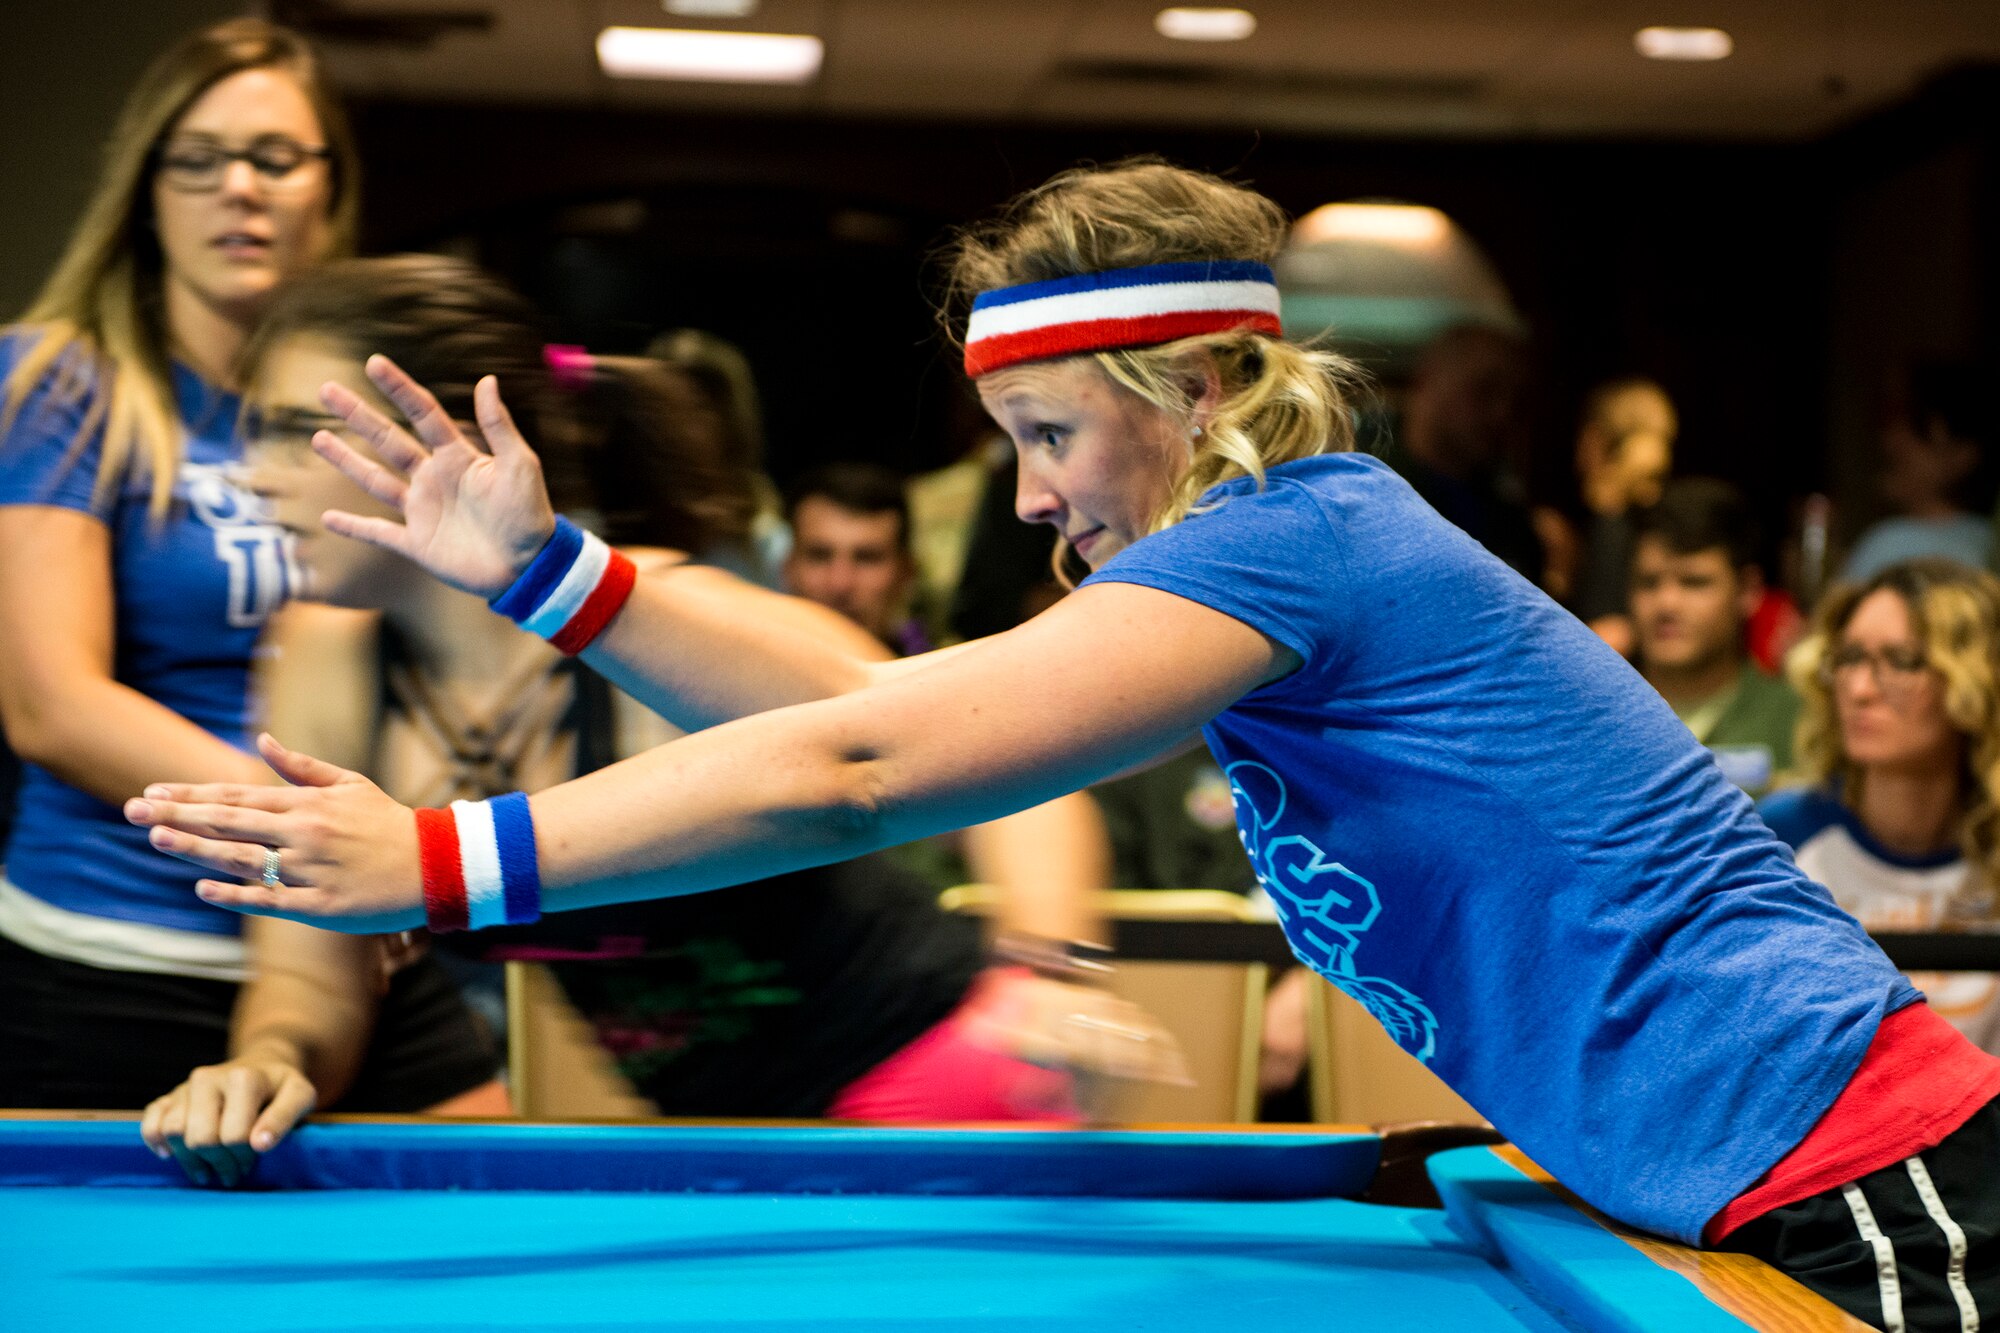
782, 462, 928, 656
1629, 478, 1800, 796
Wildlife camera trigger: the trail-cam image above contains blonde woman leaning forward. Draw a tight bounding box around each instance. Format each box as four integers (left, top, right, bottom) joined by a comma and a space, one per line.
1762, 558, 2000, 1053
130, 162, 1999, 1330
0, 21, 499, 1154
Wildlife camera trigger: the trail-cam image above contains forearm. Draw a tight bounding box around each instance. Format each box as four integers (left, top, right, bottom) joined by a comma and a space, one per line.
228, 920, 376, 1103
9, 675, 270, 806
576, 564, 889, 732
531, 688, 1097, 915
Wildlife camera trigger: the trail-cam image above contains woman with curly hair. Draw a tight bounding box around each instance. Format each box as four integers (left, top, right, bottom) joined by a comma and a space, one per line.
1762, 557, 2000, 1052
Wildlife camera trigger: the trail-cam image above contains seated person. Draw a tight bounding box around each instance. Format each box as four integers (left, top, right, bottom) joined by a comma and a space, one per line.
1629, 478, 1799, 796
782, 462, 928, 655
1565, 376, 1676, 656
1762, 558, 2000, 1054
1843, 361, 1996, 582
1372, 323, 1543, 584
143, 255, 1171, 1181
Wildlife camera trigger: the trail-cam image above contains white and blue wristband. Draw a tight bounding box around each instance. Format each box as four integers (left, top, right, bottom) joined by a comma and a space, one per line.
489, 517, 637, 656
416, 793, 542, 933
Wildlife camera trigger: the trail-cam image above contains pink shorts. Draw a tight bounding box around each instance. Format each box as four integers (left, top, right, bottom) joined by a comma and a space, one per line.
827, 969, 1081, 1123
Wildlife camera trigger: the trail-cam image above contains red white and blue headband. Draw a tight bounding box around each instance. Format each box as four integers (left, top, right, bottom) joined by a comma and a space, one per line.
962, 259, 1283, 378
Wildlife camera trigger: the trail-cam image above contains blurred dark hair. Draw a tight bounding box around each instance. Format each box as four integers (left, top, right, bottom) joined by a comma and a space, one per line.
1631, 477, 1759, 572
785, 462, 910, 549
244, 254, 754, 553
1906, 360, 1999, 512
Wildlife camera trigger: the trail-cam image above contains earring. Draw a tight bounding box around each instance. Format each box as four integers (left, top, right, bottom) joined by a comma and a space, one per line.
1191, 426, 1204, 439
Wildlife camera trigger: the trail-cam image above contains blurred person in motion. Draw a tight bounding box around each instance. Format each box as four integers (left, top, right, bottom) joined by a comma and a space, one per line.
1565, 377, 1676, 656
0, 21, 496, 1143
1843, 361, 1996, 583
1630, 479, 1800, 797
139, 255, 1168, 1180
1374, 322, 1543, 583
645, 327, 789, 587
1763, 558, 2000, 1053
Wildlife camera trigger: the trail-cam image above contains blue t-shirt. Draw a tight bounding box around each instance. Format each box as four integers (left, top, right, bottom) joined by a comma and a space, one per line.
1084, 453, 1918, 1244
0, 333, 296, 935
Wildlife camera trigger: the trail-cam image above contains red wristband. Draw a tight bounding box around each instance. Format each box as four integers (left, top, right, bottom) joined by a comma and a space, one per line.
415, 807, 468, 933
548, 547, 637, 656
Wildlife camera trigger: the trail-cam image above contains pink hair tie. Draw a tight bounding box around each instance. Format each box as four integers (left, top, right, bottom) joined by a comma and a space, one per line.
543, 343, 595, 390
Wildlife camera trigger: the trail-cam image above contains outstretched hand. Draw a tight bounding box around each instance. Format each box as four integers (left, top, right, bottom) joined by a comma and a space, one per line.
313, 355, 558, 600
125, 734, 426, 935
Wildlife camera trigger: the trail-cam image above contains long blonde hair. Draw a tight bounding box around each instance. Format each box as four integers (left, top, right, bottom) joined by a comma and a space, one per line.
945, 160, 1367, 568
1789, 558, 2000, 902
0, 19, 357, 517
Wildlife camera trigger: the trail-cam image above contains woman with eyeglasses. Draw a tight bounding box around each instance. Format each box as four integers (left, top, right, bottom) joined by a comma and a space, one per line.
0, 20, 500, 1141
1761, 557, 2000, 1054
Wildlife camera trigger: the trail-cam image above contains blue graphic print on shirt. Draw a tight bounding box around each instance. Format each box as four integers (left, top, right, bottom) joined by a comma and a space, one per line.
1227, 759, 1438, 1059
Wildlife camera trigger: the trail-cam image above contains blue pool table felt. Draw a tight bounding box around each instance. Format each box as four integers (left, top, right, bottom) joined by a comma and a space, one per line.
0, 1121, 1753, 1332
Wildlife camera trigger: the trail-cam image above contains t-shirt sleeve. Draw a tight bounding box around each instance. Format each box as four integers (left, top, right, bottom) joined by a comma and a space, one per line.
1080, 476, 1345, 674
0, 344, 110, 517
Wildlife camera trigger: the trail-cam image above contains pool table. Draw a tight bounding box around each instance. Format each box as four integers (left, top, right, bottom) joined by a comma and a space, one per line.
0, 1115, 1861, 1331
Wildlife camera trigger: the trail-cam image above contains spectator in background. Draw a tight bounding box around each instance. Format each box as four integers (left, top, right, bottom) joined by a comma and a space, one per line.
1375, 323, 1543, 583
1762, 559, 2000, 1053
783, 463, 927, 656
645, 327, 790, 586
1566, 377, 1677, 657
1843, 361, 1997, 583
1630, 480, 1800, 796
0, 22, 499, 1128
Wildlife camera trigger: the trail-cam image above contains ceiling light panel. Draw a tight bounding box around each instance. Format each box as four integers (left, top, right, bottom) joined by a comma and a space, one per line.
665, 0, 761, 16
1633, 26, 1733, 61
597, 25, 823, 82
1155, 7, 1257, 42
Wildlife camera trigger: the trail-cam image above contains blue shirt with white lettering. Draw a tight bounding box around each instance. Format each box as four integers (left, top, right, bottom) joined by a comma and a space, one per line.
0, 333, 296, 935
1083, 452, 1917, 1244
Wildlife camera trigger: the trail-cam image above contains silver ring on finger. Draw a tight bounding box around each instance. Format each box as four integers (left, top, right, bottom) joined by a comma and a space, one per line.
261, 846, 284, 890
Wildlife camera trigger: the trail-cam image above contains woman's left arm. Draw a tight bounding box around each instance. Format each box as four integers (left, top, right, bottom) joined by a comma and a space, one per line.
128, 582, 1294, 932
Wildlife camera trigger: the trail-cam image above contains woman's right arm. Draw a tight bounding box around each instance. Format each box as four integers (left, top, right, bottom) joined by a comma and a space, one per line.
0, 506, 273, 799
308, 360, 931, 733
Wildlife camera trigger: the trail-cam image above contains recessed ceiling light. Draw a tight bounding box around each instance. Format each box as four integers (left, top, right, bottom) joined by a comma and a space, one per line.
1633, 26, 1733, 61
665, 0, 760, 18
597, 26, 823, 83
1155, 7, 1257, 42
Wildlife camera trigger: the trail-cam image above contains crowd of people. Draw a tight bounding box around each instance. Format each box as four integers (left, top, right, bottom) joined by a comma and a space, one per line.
2, 17, 1998, 1328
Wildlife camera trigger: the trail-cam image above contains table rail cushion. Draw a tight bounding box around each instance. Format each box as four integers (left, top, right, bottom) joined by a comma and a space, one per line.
0, 1120, 1383, 1200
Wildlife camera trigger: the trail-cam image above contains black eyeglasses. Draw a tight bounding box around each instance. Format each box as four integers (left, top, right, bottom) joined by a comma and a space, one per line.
1819, 644, 1932, 699
155, 136, 331, 193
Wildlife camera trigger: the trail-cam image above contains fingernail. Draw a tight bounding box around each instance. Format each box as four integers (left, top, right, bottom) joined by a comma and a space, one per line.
145, 785, 169, 799
252, 1132, 274, 1151
126, 800, 151, 821
148, 827, 173, 849
196, 883, 219, 901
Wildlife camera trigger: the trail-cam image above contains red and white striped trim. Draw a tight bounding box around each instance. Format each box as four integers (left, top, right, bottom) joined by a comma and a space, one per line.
962, 260, 1283, 378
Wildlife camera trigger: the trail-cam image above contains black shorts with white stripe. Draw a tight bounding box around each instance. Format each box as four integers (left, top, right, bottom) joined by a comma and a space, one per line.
1720, 1094, 1999, 1333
